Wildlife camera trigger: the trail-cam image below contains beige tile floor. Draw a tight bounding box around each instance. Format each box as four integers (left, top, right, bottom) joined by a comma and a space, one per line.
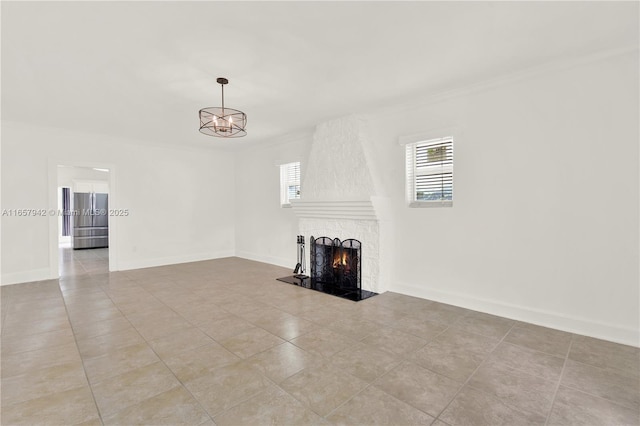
59, 245, 109, 277
1, 257, 639, 425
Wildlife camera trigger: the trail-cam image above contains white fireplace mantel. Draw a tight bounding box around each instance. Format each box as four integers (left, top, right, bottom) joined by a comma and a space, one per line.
290, 199, 379, 221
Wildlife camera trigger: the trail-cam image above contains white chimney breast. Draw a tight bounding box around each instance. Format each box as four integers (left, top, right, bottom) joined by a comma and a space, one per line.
302, 116, 376, 201
292, 116, 389, 294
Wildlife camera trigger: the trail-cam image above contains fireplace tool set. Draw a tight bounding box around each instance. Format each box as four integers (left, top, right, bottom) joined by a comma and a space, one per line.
293, 235, 306, 277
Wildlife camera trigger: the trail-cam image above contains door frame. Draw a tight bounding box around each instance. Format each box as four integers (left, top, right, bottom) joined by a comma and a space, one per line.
48, 159, 119, 278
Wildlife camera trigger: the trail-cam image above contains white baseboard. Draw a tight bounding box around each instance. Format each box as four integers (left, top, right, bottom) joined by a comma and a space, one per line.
391, 281, 639, 348
1, 268, 54, 286
116, 250, 236, 272
235, 250, 292, 269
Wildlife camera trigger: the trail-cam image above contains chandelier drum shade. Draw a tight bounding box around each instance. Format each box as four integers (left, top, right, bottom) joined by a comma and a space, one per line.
199, 77, 247, 138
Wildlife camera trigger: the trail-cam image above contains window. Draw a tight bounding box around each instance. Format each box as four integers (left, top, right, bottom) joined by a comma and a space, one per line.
280, 161, 301, 206
406, 137, 453, 207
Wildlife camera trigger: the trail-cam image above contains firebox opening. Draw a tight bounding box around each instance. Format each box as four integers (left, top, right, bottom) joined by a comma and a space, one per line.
277, 236, 377, 302
333, 252, 347, 268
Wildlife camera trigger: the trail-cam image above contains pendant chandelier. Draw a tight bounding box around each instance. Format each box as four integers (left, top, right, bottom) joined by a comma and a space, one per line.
199, 77, 247, 138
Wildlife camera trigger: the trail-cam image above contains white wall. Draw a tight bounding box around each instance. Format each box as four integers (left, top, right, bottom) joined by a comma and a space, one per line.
57, 166, 109, 189
1, 122, 236, 284
234, 51, 639, 345
234, 132, 313, 268
375, 51, 638, 345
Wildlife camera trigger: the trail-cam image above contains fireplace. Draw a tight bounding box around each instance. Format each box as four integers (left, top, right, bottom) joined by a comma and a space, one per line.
277, 235, 377, 302
310, 236, 361, 291
287, 117, 390, 295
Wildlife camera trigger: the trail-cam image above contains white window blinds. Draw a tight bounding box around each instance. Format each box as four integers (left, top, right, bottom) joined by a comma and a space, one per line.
406, 137, 453, 206
280, 161, 301, 206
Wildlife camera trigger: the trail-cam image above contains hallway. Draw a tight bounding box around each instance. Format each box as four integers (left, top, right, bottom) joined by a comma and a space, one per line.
59, 244, 109, 277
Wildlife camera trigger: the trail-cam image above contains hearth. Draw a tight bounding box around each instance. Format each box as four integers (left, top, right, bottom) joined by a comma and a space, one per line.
277, 236, 377, 302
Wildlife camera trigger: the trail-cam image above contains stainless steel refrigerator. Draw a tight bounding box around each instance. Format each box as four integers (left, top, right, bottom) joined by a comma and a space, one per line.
73, 192, 109, 249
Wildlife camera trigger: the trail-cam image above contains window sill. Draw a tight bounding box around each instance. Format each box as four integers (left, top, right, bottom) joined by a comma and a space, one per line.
408, 200, 453, 208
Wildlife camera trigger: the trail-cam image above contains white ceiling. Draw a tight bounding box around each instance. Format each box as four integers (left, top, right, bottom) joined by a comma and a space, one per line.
2, 1, 638, 149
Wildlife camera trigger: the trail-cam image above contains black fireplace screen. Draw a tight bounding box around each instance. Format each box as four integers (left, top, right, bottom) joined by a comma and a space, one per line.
310, 236, 361, 293
277, 235, 376, 302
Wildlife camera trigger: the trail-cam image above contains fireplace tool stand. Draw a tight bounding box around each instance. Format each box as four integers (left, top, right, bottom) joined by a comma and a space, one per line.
277, 236, 311, 288
293, 235, 306, 277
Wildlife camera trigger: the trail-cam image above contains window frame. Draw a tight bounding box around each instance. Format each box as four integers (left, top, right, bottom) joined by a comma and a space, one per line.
405, 136, 454, 208
279, 161, 301, 207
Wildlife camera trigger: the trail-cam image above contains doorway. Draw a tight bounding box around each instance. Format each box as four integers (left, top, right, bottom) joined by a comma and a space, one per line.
49, 162, 118, 279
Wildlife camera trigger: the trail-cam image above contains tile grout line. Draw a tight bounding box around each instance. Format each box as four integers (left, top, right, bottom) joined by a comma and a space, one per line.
238, 304, 390, 421
57, 279, 106, 425
319, 307, 480, 422
204, 366, 290, 422
546, 356, 640, 414
97, 276, 218, 425
0, 290, 74, 416
325, 314, 460, 422
70, 275, 197, 419
431, 321, 517, 423
544, 336, 574, 425
115, 274, 316, 422
321, 313, 459, 422
9, 263, 638, 425
506, 324, 578, 359
460, 327, 575, 421
322, 382, 373, 421
174, 282, 330, 420
307, 372, 375, 421
382, 322, 455, 381
555, 383, 640, 412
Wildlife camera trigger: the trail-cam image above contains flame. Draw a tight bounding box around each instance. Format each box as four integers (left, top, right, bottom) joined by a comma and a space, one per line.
332, 252, 349, 268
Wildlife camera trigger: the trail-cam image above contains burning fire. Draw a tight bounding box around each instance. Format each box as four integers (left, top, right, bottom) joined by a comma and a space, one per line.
333, 252, 349, 268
